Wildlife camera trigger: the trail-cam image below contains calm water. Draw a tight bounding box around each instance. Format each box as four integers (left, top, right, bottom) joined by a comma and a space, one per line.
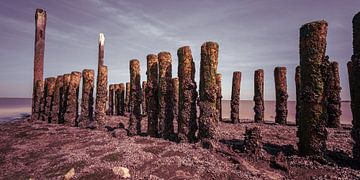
221, 100, 352, 124
0, 98, 353, 124
0, 98, 31, 122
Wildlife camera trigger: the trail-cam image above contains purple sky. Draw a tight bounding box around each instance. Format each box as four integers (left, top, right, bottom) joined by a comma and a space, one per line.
0, 0, 359, 100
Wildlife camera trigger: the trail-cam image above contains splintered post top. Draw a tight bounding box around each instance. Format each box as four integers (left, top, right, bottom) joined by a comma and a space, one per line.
99, 33, 105, 46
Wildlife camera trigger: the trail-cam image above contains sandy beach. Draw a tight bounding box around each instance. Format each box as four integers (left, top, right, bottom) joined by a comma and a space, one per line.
0, 115, 359, 179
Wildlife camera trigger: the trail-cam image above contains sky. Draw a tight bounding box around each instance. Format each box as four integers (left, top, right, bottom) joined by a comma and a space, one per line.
0, 0, 359, 100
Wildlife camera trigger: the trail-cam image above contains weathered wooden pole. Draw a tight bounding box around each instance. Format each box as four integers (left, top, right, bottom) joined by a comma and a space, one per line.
95, 65, 108, 127
325, 62, 341, 128
43, 77, 56, 122
198, 41, 219, 140
216, 73, 222, 122
158, 52, 174, 140
125, 82, 130, 113
253, 69, 264, 123
60, 74, 71, 124
172, 78, 179, 125
347, 61, 354, 101
32, 9, 47, 118
108, 84, 115, 115
146, 54, 159, 137
98, 33, 105, 67
114, 84, 120, 116
79, 69, 94, 128
231, 71, 241, 124
274, 67, 288, 124
295, 66, 301, 126
33, 80, 44, 120
177, 46, 197, 142
142, 81, 147, 116
64, 71, 81, 126
351, 12, 360, 160
128, 59, 142, 136
50, 75, 63, 124
298, 20, 328, 156
243, 127, 262, 155
117, 83, 125, 116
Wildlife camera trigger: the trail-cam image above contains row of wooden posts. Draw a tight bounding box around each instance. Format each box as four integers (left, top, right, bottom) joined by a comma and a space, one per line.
30, 8, 359, 161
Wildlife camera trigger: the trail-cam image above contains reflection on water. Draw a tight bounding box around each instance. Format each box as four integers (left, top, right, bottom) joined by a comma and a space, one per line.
0, 98, 353, 124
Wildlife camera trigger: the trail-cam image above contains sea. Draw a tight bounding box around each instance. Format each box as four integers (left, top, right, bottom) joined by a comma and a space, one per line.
0, 98, 353, 124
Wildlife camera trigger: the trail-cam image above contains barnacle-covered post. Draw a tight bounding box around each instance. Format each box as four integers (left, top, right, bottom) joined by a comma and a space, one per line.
64, 71, 81, 126
216, 73, 222, 122
172, 78, 179, 124
60, 74, 71, 124
128, 59, 142, 136
231, 71, 241, 124
79, 69, 94, 128
146, 54, 159, 137
298, 20, 328, 156
178, 46, 198, 142
158, 52, 174, 139
108, 84, 115, 115
142, 81, 147, 116
295, 66, 301, 125
50, 75, 63, 124
95, 65, 108, 127
325, 62, 341, 128
253, 69, 264, 123
198, 42, 219, 140
274, 67, 288, 124
43, 77, 56, 123
117, 83, 125, 116
125, 82, 130, 113
351, 12, 360, 160
33, 80, 44, 120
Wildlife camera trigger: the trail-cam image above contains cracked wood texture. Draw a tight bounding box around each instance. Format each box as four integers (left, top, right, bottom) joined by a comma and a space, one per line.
32, 9, 46, 117
298, 20, 328, 157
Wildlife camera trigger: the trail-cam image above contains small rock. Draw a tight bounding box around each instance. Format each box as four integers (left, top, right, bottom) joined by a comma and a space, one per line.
112, 129, 128, 138
64, 168, 75, 180
112, 166, 130, 178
